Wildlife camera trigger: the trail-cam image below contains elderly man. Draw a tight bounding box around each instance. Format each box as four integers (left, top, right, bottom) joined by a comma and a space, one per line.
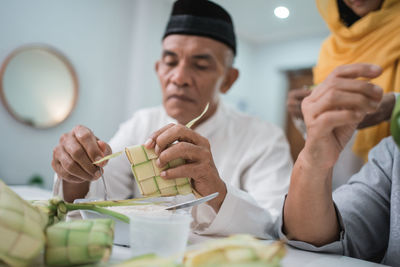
52, 0, 292, 238
280, 63, 400, 266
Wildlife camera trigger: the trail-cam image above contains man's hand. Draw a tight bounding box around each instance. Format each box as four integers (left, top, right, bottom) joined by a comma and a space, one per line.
287, 87, 312, 119
52, 125, 112, 202
301, 64, 383, 170
357, 92, 396, 129
144, 123, 227, 212
283, 64, 383, 246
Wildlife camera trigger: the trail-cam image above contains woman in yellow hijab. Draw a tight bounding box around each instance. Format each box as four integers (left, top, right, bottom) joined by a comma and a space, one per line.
314, 0, 400, 161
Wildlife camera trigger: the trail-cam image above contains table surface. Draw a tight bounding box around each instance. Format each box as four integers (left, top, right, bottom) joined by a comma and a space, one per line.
109, 238, 387, 267
10, 185, 388, 267
110, 234, 385, 267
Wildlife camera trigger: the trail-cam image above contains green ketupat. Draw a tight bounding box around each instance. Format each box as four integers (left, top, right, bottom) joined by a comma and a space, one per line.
184, 235, 286, 267
125, 145, 193, 197
92, 103, 210, 197
45, 219, 115, 266
0, 179, 48, 266
0, 181, 140, 266
30, 198, 68, 226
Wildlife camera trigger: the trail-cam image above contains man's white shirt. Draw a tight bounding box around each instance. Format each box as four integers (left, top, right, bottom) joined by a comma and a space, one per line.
54, 102, 292, 239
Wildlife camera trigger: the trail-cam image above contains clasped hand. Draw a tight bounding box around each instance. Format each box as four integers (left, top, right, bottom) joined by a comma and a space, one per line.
300, 63, 383, 169
145, 123, 227, 211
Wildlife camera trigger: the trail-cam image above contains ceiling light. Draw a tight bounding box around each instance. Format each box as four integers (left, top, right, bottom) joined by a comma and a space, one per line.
274, 6, 290, 19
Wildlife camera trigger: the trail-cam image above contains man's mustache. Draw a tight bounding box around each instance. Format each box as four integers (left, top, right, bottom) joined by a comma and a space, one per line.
166, 94, 196, 103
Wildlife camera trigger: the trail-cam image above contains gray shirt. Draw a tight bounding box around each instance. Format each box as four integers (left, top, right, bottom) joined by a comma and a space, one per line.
277, 137, 400, 266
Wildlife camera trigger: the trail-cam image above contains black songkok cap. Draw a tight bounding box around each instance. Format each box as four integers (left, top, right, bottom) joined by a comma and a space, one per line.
163, 0, 237, 55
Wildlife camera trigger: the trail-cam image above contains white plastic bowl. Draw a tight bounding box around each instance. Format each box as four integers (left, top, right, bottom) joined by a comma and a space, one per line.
75, 194, 194, 246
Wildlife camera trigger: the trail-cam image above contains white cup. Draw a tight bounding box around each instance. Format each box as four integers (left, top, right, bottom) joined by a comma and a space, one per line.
129, 211, 192, 260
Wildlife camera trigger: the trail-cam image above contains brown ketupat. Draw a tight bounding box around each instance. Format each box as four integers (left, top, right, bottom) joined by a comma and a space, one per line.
0, 179, 48, 266
125, 145, 192, 197
45, 219, 114, 266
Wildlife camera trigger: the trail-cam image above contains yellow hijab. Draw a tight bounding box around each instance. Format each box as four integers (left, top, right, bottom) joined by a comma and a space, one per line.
314, 0, 400, 161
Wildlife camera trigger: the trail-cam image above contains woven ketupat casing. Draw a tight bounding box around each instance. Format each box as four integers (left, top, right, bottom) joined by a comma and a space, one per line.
0, 180, 48, 267
125, 145, 193, 197
45, 219, 114, 266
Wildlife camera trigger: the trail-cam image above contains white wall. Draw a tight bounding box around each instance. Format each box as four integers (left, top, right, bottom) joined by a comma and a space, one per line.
220, 39, 257, 112
247, 36, 327, 127
223, 37, 328, 128
125, 0, 172, 117
0, 0, 135, 187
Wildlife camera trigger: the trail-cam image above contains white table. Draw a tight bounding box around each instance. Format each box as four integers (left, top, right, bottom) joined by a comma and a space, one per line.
11, 185, 388, 267
109, 240, 388, 267
9, 185, 53, 200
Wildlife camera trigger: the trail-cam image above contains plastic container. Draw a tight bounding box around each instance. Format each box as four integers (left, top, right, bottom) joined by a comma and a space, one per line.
129, 211, 192, 260
75, 194, 195, 246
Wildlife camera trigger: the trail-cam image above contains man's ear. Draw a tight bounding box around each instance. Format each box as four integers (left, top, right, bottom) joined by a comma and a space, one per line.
155, 60, 160, 73
220, 68, 239, 94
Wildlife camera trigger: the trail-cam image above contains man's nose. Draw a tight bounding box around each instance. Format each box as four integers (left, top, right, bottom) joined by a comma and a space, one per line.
171, 62, 191, 87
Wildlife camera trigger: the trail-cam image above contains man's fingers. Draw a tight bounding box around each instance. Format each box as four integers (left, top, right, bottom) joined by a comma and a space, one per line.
334, 78, 383, 101
64, 136, 98, 176
157, 142, 208, 168
155, 124, 207, 154
308, 90, 380, 119
96, 140, 112, 167
52, 125, 106, 183
144, 123, 175, 149
289, 88, 312, 99
57, 147, 99, 181
287, 98, 301, 108
52, 160, 86, 183
357, 92, 395, 129
160, 163, 198, 180
310, 81, 383, 105
73, 125, 104, 163
97, 140, 112, 155
332, 63, 382, 79
310, 110, 364, 133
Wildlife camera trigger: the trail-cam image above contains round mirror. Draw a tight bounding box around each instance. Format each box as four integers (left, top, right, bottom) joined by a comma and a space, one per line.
0, 46, 78, 128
